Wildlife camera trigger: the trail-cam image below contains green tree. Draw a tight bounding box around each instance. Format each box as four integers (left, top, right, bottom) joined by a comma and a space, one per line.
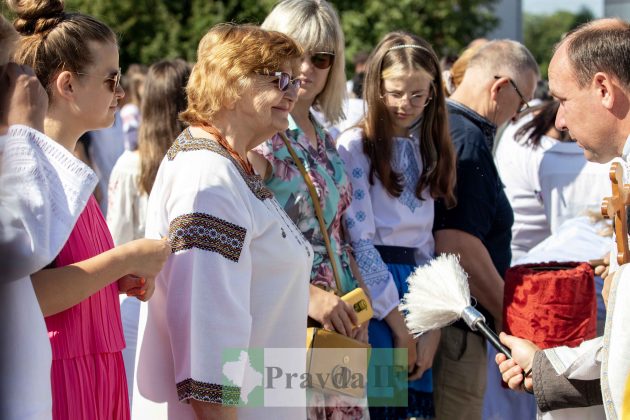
64, 0, 183, 66
4, 0, 500, 71
523, 7, 594, 78
339, 0, 498, 74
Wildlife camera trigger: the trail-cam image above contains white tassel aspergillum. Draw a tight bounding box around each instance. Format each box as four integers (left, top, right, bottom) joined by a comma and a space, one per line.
399, 253, 471, 335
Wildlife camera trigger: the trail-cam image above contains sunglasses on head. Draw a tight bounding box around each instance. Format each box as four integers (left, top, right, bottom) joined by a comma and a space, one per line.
259, 71, 301, 92
309, 52, 335, 70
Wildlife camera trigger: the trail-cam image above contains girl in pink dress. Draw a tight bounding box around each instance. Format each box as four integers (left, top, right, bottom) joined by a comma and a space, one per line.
9, 0, 171, 418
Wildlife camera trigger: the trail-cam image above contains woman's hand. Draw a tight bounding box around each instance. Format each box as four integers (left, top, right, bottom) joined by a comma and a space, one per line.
117, 238, 171, 301
408, 329, 440, 380
392, 329, 417, 373
384, 308, 417, 372
120, 238, 171, 276
118, 275, 155, 301
0, 63, 48, 133
352, 321, 369, 343
308, 285, 358, 336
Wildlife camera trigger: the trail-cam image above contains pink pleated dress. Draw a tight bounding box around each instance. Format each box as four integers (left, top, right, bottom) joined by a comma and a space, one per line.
45, 196, 129, 419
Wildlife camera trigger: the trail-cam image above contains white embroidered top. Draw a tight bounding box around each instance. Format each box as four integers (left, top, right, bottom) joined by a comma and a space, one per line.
0, 125, 97, 419
136, 131, 312, 420
336, 127, 435, 319
106, 150, 148, 245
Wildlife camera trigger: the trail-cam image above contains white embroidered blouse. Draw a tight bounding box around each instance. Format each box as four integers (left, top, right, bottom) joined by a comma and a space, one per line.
136, 130, 312, 419
0, 125, 97, 419
336, 127, 435, 320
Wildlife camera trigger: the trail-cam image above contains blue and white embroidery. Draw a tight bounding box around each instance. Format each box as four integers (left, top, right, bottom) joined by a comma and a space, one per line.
353, 238, 391, 287
393, 138, 422, 212
352, 167, 364, 179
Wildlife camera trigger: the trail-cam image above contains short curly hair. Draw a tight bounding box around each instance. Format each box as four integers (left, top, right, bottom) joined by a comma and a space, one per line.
180, 23, 303, 126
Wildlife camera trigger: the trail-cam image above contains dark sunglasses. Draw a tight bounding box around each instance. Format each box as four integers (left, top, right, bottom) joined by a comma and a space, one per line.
309, 52, 335, 70
259, 71, 301, 92
76, 67, 122, 93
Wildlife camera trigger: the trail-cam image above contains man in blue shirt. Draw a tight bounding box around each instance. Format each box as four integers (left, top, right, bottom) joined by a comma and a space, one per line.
433, 40, 539, 420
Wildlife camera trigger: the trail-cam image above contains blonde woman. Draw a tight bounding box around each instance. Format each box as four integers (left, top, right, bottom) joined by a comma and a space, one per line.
251, 1, 369, 418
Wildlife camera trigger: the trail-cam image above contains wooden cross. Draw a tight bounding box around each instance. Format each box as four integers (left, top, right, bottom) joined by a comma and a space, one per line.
601, 161, 630, 265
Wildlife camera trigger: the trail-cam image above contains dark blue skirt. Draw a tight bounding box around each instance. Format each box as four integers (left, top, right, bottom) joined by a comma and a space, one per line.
367, 246, 434, 419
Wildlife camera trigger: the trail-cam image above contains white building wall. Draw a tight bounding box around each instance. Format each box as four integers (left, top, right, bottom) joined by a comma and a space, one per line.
605, 0, 630, 20
487, 0, 523, 41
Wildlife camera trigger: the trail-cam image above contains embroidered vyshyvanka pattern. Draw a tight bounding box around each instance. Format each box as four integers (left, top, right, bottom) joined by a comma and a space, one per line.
169, 212, 247, 262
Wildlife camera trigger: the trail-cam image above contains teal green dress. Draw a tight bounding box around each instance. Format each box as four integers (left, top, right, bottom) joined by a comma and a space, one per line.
254, 115, 357, 294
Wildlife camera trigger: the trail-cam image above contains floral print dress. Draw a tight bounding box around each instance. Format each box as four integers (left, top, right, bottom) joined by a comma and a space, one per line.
253, 114, 367, 420
255, 115, 356, 295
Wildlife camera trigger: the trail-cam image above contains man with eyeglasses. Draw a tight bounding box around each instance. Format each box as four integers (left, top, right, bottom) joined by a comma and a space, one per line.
432, 39, 539, 420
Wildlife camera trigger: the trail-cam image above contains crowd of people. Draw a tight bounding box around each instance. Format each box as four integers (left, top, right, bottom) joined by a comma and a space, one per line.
2, 0, 630, 419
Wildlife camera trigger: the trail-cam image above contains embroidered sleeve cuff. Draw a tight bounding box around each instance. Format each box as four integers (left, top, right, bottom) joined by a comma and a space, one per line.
169, 212, 247, 262
176, 378, 241, 406
352, 238, 398, 320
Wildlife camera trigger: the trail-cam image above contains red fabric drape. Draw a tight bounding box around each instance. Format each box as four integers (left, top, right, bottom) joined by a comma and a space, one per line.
503, 261, 597, 349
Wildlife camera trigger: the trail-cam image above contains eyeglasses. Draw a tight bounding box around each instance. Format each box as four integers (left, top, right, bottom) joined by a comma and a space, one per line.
259, 71, 301, 92
494, 75, 530, 113
308, 52, 335, 70
381, 89, 433, 108
75, 67, 122, 93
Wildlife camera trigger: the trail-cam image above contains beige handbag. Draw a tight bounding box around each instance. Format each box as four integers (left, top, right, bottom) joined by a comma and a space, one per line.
279, 132, 372, 398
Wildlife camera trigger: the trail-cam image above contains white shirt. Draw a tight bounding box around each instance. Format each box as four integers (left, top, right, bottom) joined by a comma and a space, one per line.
496, 116, 611, 263
0, 125, 97, 419
539, 141, 611, 235
495, 114, 556, 262
135, 132, 312, 419
88, 112, 125, 215
336, 127, 435, 319
107, 150, 148, 245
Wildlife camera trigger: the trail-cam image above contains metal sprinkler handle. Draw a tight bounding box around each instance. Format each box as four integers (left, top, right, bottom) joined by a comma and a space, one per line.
461, 306, 532, 377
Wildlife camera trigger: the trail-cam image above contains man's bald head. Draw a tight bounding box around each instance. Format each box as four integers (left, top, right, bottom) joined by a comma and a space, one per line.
466, 39, 539, 83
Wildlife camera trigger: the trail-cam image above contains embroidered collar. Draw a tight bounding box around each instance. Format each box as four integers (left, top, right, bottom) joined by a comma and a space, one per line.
447, 99, 497, 150
167, 129, 274, 201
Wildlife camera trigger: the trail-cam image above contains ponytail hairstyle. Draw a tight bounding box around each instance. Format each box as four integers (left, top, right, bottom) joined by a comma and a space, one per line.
138, 59, 192, 195
8, 0, 116, 96
360, 31, 456, 207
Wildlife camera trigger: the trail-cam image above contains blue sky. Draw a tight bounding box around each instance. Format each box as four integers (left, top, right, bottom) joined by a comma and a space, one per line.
523, 0, 604, 16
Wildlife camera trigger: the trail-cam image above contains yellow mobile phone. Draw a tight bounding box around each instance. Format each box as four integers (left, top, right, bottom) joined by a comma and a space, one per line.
341, 288, 373, 325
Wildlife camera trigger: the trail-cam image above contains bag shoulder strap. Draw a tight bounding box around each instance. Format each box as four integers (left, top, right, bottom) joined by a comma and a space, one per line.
279, 132, 343, 294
